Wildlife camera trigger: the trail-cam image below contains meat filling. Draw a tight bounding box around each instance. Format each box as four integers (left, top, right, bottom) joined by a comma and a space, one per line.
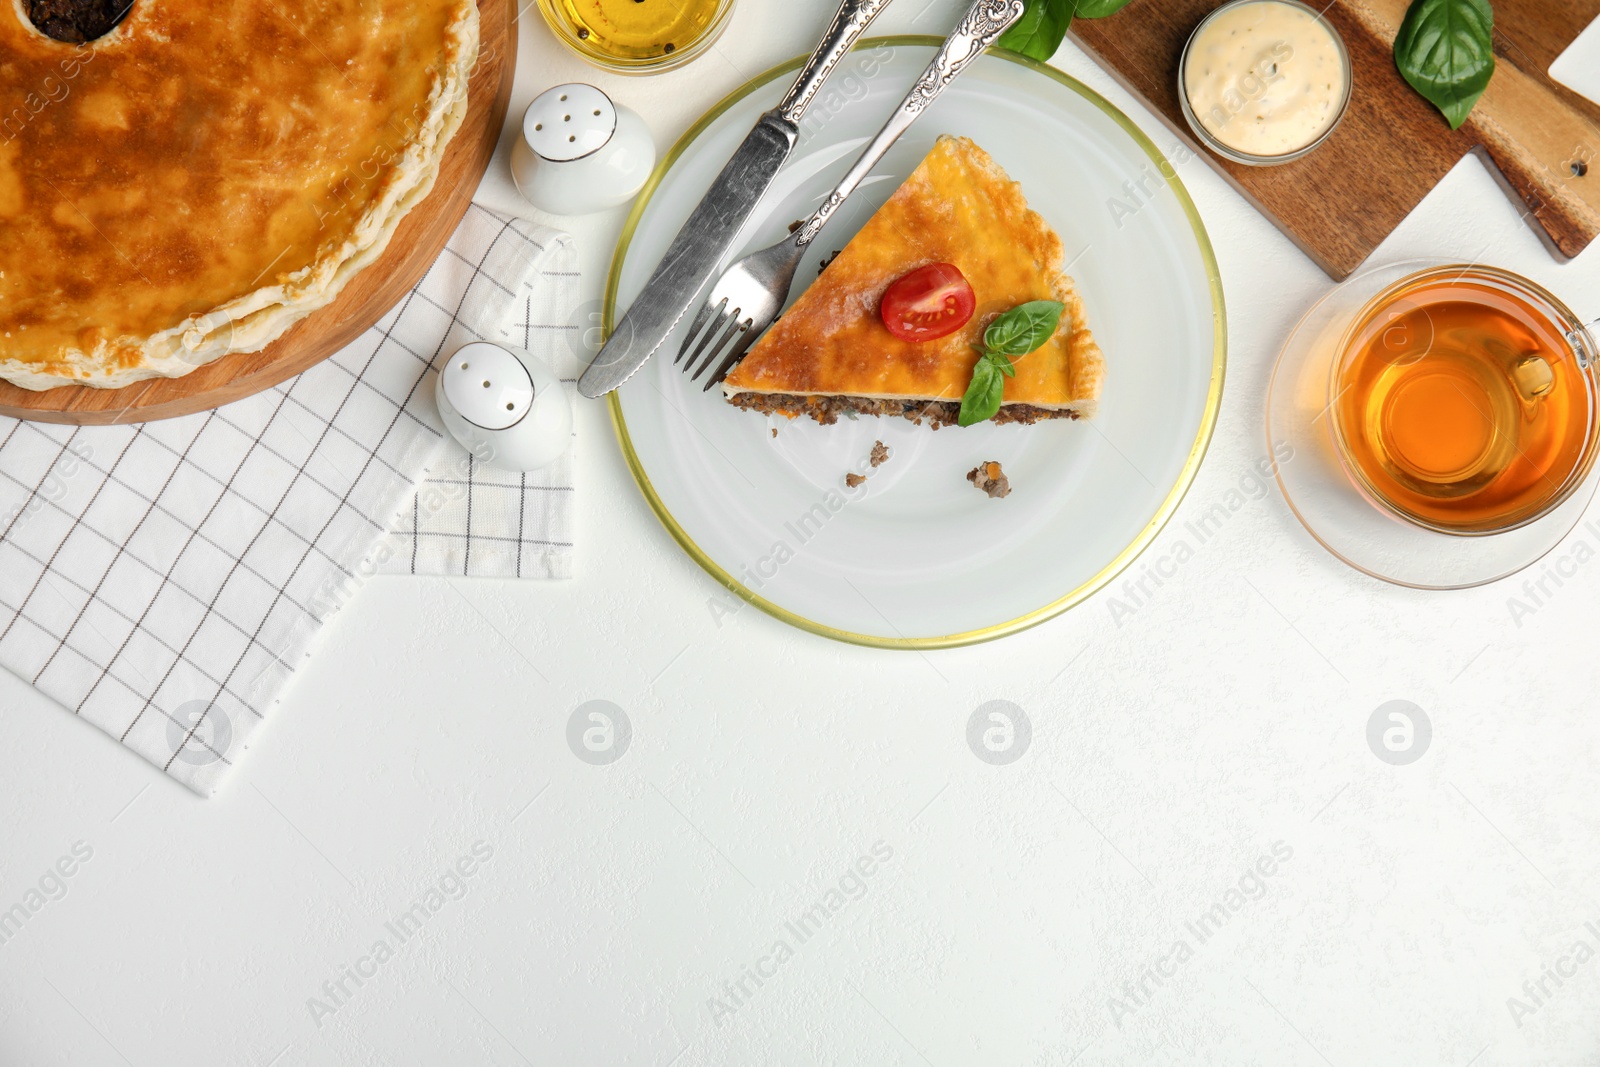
726, 392, 1081, 429
24, 0, 131, 42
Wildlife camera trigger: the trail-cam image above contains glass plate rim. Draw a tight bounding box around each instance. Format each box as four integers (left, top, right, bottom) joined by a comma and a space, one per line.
602, 35, 1229, 650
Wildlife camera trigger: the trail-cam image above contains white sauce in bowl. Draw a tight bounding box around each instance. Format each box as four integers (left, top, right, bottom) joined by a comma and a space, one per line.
1182, 0, 1348, 159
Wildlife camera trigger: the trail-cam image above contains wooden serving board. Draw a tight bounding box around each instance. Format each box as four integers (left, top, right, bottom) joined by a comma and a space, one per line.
1071, 0, 1600, 279
0, 0, 515, 426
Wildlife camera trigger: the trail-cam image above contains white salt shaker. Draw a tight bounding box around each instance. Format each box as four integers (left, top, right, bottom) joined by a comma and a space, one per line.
436, 342, 572, 473
510, 83, 655, 216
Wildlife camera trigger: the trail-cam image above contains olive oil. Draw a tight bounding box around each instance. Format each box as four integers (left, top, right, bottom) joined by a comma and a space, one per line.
545, 0, 724, 63
1333, 269, 1595, 532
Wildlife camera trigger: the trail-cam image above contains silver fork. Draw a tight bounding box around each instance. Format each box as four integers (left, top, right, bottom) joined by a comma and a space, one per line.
677, 0, 1026, 390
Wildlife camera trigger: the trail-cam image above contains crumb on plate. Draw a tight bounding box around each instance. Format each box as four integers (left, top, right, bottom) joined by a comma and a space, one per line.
966, 460, 1011, 499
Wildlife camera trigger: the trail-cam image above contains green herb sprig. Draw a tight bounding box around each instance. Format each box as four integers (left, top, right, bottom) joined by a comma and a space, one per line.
1394, 0, 1496, 129
957, 301, 1066, 427
997, 0, 1136, 64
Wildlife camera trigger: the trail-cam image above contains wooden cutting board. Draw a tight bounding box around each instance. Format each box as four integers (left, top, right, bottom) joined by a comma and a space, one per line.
0, 0, 515, 426
1071, 0, 1600, 278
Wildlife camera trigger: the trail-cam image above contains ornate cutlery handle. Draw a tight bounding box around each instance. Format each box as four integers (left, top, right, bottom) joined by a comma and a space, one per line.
793, 0, 1025, 246
775, 0, 896, 126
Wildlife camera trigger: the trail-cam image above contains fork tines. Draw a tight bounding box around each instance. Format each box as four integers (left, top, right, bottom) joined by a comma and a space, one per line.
678, 298, 756, 389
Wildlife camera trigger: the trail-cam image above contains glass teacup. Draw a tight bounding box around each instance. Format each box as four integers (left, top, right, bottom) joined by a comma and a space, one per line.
1267, 259, 1600, 588
1328, 264, 1599, 535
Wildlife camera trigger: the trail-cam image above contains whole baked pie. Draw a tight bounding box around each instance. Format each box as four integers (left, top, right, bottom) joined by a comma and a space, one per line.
0, 0, 479, 390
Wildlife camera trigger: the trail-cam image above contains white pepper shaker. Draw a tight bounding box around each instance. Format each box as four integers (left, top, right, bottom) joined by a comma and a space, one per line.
510, 83, 655, 216
435, 342, 572, 473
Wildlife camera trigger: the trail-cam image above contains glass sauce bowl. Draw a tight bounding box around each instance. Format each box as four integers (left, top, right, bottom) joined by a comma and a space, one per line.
1177, 0, 1353, 166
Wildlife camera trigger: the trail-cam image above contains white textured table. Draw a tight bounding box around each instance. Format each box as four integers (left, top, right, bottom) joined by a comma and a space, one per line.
4, 2, 1600, 1064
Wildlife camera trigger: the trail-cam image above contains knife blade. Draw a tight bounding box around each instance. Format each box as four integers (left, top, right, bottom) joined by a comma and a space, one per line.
577, 0, 895, 399
577, 113, 796, 398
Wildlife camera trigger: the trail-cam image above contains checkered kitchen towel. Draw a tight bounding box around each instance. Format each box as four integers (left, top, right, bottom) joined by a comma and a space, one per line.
0, 205, 580, 796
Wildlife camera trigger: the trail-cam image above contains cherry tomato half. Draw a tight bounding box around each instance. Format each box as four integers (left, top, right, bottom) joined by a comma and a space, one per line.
879, 262, 976, 343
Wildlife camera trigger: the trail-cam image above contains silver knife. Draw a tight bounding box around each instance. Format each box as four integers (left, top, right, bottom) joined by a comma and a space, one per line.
577, 0, 896, 399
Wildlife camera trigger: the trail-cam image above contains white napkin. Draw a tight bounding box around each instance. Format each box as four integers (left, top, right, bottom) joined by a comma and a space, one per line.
0, 206, 579, 796
380, 225, 581, 580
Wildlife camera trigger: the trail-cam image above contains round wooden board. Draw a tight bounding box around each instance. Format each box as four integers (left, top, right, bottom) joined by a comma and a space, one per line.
0, 0, 516, 426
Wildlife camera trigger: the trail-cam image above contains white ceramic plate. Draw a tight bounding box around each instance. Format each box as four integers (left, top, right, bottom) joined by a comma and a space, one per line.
605, 38, 1225, 647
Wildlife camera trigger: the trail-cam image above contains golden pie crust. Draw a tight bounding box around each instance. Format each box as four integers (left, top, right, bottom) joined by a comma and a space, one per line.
0, 0, 479, 391
724, 136, 1104, 422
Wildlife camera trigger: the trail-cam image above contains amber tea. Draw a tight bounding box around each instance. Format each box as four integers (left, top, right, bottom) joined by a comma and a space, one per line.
1332, 268, 1597, 533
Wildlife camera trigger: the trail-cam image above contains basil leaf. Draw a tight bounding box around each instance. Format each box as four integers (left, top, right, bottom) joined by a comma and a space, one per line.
982, 300, 1067, 357
958, 300, 1067, 425
1394, 0, 1495, 130
1074, 0, 1135, 15
998, 0, 1074, 62
958, 357, 1005, 427
999, 0, 1139, 60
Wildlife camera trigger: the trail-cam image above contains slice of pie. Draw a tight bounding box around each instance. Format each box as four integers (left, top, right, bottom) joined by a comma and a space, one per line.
722, 136, 1104, 427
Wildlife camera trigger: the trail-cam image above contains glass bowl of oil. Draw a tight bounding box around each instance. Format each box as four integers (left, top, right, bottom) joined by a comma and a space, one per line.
535, 0, 737, 75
